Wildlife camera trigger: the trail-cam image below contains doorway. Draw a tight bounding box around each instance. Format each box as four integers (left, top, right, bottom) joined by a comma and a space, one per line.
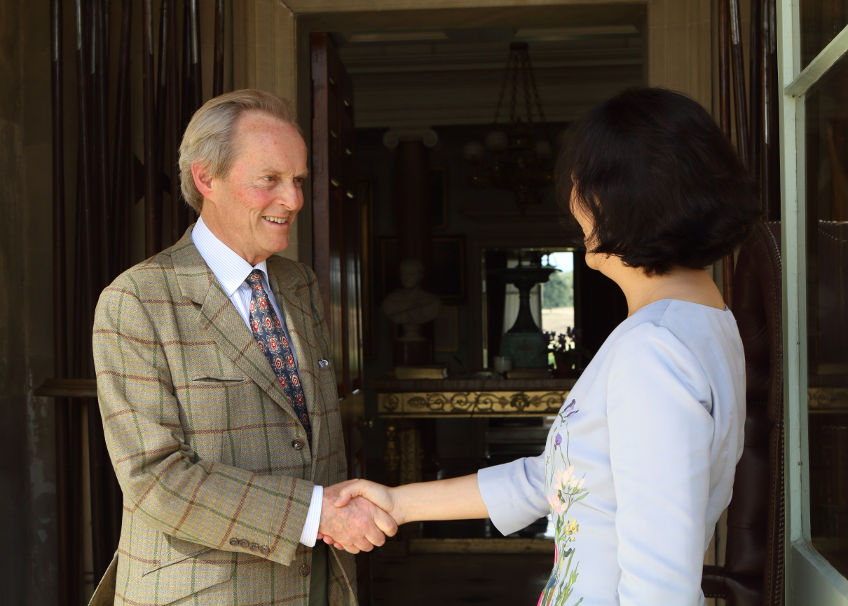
301, 5, 646, 604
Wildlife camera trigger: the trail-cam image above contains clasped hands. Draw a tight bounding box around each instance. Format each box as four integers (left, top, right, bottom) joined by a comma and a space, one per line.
317, 473, 482, 552
317, 479, 399, 553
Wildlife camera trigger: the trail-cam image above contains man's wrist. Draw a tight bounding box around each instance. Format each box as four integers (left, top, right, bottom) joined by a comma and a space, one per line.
299, 485, 323, 547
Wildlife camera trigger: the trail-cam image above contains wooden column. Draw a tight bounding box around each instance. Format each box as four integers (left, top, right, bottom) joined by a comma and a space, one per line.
383, 128, 438, 272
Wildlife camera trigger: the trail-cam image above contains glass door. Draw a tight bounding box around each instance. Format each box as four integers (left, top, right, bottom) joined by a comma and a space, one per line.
779, 2, 848, 602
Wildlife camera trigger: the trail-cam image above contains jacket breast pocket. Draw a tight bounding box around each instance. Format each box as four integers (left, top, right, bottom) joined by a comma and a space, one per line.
183, 376, 250, 462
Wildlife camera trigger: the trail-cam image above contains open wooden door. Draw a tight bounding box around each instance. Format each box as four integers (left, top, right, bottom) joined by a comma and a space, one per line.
310, 31, 371, 603
310, 32, 362, 398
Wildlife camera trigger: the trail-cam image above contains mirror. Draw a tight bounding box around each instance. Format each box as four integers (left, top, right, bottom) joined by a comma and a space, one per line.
482, 248, 576, 374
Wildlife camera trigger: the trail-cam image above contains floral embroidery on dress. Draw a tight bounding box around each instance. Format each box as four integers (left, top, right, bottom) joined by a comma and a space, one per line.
538, 399, 588, 606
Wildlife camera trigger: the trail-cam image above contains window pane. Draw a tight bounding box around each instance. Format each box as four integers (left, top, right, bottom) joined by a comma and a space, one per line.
806, 52, 848, 576
801, 3, 848, 66
541, 252, 579, 376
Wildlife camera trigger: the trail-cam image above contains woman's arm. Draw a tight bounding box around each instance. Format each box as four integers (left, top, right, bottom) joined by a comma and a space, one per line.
332, 474, 489, 526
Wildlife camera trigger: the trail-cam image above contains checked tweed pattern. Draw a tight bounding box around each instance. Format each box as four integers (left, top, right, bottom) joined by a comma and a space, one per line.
245, 269, 312, 441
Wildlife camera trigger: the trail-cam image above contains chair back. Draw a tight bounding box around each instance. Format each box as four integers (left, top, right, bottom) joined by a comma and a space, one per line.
702, 221, 784, 606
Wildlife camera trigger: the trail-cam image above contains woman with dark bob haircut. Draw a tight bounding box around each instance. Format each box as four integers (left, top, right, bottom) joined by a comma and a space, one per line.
322, 88, 762, 605
565, 87, 760, 275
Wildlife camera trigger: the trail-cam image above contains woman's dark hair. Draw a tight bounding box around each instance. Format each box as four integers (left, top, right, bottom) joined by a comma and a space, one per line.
560, 87, 761, 275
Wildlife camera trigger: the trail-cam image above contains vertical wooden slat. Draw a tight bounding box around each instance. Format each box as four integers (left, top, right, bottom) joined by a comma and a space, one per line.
50, 0, 66, 383
764, 0, 781, 221
143, 0, 160, 256
749, 0, 763, 181
93, 0, 110, 284
50, 1, 75, 602
719, 0, 734, 304
730, 0, 750, 166
166, 0, 184, 243
181, 0, 193, 125
111, 0, 133, 270
155, 0, 174, 242
75, 0, 96, 326
718, 0, 731, 136
213, 0, 224, 97
176, 0, 203, 238
87, 0, 109, 578
156, 0, 170, 165
188, 0, 202, 110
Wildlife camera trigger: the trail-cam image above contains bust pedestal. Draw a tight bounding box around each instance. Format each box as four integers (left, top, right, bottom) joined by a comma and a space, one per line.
393, 337, 432, 366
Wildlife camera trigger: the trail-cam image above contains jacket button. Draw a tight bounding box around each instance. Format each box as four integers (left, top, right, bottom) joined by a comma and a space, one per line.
299, 564, 311, 577
229, 537, 239, 547
261, 546, 271, 555
250, 542, 260, 551
292, 439, 305, 450
239, 539, 249, 548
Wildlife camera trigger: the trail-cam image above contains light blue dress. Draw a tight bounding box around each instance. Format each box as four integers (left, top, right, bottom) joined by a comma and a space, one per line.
478, 299, 746, 606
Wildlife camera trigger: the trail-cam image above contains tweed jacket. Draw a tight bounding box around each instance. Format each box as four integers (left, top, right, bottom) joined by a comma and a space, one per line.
90, 227, 356, 605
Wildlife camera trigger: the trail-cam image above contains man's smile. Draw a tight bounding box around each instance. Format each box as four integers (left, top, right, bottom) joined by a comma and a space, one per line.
263, 215, 290, 225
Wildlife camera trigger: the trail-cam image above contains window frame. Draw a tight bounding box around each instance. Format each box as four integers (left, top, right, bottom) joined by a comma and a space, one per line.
778, 2, 848, 602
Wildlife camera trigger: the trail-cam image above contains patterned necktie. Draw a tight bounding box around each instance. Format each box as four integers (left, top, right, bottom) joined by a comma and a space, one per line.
245, 270, 312, 441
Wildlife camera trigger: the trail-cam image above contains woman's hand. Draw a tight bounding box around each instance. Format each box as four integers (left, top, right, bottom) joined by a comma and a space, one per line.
334, 479, 405, 525
317, 479, 402, 551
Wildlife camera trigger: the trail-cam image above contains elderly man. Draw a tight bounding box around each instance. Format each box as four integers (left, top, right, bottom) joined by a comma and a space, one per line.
90, 89, 394, 606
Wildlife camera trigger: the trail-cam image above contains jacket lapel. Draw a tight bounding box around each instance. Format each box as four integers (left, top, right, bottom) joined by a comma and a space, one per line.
170, 228, 292, 414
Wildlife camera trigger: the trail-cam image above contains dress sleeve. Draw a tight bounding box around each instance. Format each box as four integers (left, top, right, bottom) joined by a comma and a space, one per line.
477, 454, 548, 536
606, 324, 713, 606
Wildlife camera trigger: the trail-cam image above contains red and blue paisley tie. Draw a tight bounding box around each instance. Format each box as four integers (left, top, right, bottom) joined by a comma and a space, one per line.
245, 269, 312, 442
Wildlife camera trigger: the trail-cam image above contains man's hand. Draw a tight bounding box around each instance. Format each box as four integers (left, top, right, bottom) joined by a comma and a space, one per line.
317, 480, 398, 554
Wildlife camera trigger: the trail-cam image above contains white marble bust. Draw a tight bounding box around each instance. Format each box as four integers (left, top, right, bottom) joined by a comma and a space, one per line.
381, 258, 442, 339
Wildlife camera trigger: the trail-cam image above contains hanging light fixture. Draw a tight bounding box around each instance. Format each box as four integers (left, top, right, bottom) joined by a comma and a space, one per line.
464, 42, 554, 209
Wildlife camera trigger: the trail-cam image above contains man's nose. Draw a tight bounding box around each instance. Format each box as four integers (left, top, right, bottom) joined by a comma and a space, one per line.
276, 182, 302, 209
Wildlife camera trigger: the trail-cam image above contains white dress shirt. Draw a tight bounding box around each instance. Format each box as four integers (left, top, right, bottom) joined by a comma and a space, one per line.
192, 216, 323, 547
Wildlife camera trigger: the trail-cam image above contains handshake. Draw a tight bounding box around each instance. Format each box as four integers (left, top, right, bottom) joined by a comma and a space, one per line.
316, 479, 399, 553
316, 474, 486, 553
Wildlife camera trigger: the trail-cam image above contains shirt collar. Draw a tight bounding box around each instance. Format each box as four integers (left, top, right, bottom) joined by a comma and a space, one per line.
192, 216, 269, 297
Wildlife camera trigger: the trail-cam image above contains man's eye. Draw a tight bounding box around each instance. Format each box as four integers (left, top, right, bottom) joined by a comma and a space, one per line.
262, 175, 276, 183
293, 177, 306, 187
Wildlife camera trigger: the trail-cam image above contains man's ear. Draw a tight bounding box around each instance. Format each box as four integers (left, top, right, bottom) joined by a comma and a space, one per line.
191, 162, 215, 199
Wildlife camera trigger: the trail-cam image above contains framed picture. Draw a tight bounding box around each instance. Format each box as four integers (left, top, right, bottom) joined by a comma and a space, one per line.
430, 235, 465, 301
429, 168, 448, 230
378, 235, 466, 303
434, 305, 459, 352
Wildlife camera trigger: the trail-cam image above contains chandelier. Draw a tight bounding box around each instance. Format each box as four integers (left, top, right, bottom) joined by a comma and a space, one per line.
464, 42, 554, 209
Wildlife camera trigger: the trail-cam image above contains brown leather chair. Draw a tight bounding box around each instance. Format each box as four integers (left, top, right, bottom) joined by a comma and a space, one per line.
702, 222, 785, 606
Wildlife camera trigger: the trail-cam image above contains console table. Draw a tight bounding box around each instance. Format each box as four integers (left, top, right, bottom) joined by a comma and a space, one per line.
371, 377, 576, 418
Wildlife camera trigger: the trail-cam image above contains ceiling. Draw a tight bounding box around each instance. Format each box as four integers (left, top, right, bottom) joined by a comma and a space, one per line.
319, 5, 647, 128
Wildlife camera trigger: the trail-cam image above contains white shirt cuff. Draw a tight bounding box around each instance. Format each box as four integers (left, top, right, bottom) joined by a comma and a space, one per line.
300, 485, 323, 547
